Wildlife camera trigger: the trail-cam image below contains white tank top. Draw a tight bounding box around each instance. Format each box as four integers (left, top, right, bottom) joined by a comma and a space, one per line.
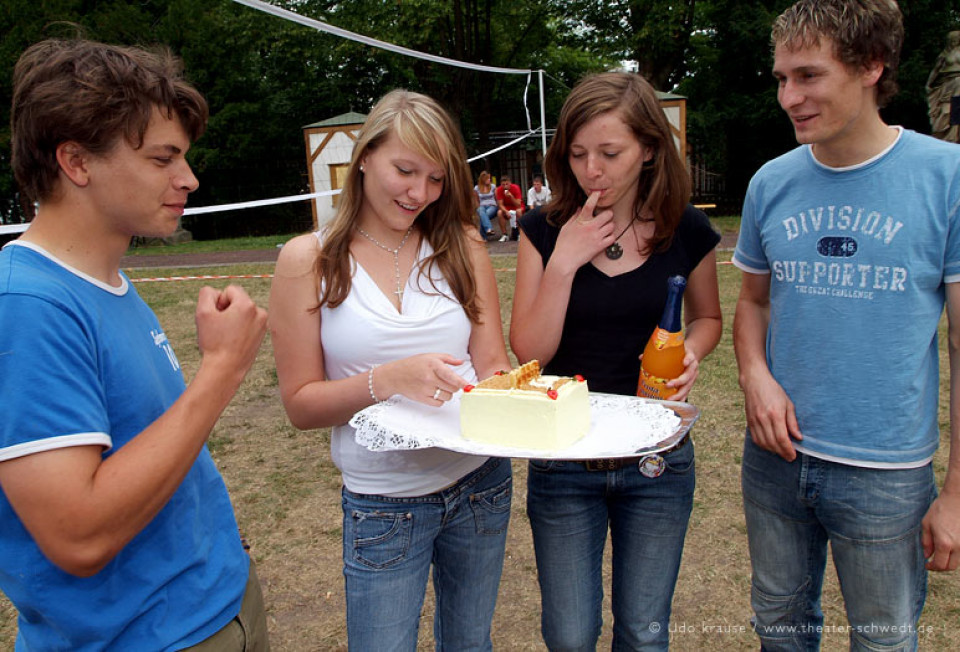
317, 231, 486, 496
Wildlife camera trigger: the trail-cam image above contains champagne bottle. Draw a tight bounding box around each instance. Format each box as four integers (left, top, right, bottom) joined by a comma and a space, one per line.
637, 275, 687, 399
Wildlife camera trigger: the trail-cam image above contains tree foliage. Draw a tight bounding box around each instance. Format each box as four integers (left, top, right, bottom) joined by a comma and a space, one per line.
1, 0, 958, 230
0, 0, 603, 233
676, 0, 960, 204
552, 0, 698, 90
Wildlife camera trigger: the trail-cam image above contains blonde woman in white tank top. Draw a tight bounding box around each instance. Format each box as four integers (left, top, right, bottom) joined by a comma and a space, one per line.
269, 90, 512, 651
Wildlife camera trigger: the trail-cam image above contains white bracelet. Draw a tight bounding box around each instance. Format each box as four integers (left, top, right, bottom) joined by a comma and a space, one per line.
367, 365, 382, 404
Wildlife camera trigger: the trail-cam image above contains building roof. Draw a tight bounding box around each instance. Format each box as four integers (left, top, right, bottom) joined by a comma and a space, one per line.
303, 111, 368, 129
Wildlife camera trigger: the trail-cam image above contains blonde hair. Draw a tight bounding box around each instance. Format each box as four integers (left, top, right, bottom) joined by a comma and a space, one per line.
544, 72, 690, 253
772, 0, 903, 107
476, 170, 492, 191
316, 90, 481, 322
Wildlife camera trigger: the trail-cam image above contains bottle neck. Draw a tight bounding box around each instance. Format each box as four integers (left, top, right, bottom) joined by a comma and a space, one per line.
658, 277, 686, 332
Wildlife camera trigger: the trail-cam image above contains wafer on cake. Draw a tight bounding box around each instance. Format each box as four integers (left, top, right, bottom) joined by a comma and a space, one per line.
460, 360, 590, 450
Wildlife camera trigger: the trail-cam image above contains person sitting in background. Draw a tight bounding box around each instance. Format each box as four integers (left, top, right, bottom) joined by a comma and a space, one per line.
526, 174, 551, 211
495, 174, 524, 241
0, 38, 269, 651
269, 89, 513, 650
474, 170, 498, 240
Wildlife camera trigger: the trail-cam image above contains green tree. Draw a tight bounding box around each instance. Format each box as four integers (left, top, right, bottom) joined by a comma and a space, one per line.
305, 0, 603, 154
676, 1, 792, 206
678, 0, 960, 207
1, 0, 609, 231
550, 0, 699, 90
885, 0, 960, 133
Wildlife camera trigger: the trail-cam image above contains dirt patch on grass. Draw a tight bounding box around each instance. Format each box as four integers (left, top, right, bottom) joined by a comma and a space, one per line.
3, 258, 957, 651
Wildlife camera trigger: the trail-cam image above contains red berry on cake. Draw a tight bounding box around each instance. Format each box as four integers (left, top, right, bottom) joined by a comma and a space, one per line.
464, 384, 475, 393
459, 360, 591, 450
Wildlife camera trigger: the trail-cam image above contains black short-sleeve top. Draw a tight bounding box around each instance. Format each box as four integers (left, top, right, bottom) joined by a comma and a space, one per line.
519, 205, 720, 396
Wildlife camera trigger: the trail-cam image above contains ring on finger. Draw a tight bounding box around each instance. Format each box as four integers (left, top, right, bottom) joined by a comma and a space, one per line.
432, 388, 442, 401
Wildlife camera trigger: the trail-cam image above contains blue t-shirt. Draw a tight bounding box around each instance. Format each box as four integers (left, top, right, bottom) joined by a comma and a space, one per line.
733, 129, 960, 466
0, 241, 248, 651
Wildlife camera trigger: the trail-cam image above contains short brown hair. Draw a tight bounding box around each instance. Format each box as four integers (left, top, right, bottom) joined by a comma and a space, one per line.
772, 0, 903, 107
544, 71, 690, 253
11, 39, 208, 211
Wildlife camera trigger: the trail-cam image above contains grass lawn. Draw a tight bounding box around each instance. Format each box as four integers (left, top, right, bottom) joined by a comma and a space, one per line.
2, 246, 957, 650
125, 233, 293, 256
709, 214, 741, 235
121, 214, 740, 258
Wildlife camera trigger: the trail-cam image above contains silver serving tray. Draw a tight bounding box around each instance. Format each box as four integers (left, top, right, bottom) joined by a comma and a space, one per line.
349, 392, 700, 460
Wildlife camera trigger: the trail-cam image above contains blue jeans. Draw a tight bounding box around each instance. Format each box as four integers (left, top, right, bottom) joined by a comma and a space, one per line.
741, 436, 935, 651
526, 441, 695, 651
476, 205, 497, 237
341, 456, 512, 651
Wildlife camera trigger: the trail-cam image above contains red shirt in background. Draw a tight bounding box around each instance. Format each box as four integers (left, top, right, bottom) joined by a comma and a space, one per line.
496, 183, 523, 211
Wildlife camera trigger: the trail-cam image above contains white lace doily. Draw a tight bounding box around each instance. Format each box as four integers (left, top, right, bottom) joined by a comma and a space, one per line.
349, 392, 699, 459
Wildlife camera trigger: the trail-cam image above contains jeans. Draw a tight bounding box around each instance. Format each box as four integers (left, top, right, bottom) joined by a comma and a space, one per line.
476, 205, 497, 237
741, 436, 935, 652
526, 441, 695, 651
341, 456, 512, 651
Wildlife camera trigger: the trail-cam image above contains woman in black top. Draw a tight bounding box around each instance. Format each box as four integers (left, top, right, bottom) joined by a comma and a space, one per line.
511, 72, 722, 650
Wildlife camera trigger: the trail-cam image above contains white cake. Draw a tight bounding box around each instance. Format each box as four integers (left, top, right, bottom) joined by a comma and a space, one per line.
460, 360, 591, 450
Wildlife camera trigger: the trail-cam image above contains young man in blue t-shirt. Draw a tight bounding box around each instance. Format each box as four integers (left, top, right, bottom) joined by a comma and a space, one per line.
733, 1, 960, 649
0, 40, 269, 650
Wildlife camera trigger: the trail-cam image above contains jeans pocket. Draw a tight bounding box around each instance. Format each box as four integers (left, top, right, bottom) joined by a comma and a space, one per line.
528, 458, 562, 473
662, 441, 695, 475
350, 509, 413, 570
469, 476, 513, 535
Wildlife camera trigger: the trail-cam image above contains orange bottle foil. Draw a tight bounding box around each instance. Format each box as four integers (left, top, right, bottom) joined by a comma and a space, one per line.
637, 276, 687, 399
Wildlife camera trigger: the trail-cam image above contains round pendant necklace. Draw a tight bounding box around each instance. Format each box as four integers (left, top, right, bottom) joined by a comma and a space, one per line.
355, 224, 415, 302
605, 221, 634, 260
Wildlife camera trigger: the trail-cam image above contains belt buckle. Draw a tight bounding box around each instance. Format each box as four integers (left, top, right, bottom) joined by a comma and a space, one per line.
638, 454, 666, 478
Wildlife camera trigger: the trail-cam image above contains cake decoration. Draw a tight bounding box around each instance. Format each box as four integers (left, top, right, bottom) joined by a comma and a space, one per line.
459, 360, 591, 450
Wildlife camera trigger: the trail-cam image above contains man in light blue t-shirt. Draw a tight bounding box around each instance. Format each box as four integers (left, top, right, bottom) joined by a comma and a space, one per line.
0, 40, 268, 650
733, 1, 960, 649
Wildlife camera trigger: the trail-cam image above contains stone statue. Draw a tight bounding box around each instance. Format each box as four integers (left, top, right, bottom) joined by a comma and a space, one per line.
926, 31, 960, 143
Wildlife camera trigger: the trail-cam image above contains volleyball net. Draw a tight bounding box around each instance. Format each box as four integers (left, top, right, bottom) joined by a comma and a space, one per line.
2, 0, 551, 235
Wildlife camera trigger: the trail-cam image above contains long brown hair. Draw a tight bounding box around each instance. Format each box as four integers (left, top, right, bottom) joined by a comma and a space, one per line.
476, 170, 492, 193
316, 90, 482, 322
544, 72, 690, 253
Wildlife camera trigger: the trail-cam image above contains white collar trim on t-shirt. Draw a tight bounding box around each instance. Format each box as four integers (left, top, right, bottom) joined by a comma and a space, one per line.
809, 126, 904, 172
2, 240, 129, 295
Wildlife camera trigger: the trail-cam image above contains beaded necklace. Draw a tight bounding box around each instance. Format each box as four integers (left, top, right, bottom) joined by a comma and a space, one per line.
355, 224, 415, 302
